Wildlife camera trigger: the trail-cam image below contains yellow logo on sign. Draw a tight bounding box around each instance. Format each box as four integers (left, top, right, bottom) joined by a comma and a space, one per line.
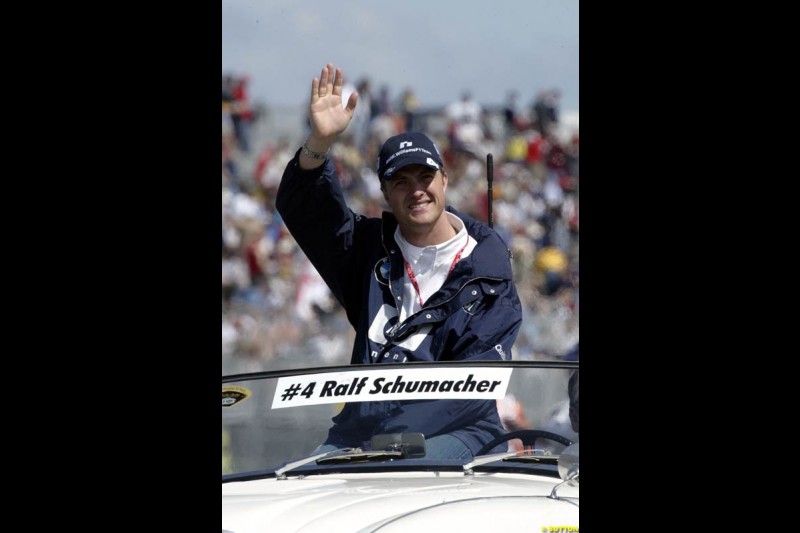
222, 385, 251, 407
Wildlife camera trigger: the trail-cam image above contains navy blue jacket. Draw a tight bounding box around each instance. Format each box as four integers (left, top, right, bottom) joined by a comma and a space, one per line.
276, 152, 523, 454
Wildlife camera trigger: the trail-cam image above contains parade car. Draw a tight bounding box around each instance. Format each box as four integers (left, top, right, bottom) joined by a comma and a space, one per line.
222, 360, 579, 533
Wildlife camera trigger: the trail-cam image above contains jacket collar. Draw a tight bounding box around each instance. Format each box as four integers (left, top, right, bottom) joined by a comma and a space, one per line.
380, 206, 513, 281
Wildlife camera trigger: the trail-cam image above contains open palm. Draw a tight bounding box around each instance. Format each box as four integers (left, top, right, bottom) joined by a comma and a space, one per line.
308, 63, 359, 140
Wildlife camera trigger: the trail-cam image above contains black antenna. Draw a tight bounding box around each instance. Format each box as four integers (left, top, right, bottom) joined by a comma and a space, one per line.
486, 153, 494, 228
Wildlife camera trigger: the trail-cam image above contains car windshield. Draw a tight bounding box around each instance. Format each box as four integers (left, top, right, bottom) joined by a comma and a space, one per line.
223, 360, 577, 480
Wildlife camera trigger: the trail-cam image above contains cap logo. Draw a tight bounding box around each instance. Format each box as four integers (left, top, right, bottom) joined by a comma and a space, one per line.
385, 145, 433, 165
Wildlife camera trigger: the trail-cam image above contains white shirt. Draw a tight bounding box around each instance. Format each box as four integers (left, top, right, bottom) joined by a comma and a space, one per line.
394, 212, 477, 321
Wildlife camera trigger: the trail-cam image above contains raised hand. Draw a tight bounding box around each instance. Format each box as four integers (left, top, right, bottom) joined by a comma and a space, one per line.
308, 64, 359, 143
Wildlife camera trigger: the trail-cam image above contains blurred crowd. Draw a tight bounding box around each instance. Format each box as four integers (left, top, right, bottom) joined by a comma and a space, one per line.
222, 73, 579, 375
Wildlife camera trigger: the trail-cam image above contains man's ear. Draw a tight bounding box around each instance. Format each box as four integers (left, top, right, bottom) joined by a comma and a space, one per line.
441, 170, 448, 191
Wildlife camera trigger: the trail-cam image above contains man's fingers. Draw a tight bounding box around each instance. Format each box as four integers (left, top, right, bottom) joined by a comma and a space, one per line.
344, 92, 359, 115
318, 64, 330, 96
319, 65, 329, 84
326, 64, 335, 94
318, 63, 336, 97
311, 64, 344, 105
332, 67, 344, 96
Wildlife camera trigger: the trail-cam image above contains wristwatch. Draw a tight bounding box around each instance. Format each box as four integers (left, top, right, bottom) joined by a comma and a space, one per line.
301, 140, 328, 160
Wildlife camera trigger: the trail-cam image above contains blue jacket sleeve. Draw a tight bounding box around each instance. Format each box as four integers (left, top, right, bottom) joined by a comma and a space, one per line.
275, 152, 376, 316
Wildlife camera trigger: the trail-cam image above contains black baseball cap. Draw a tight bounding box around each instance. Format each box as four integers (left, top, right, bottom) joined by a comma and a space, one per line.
376, 132, 444, 182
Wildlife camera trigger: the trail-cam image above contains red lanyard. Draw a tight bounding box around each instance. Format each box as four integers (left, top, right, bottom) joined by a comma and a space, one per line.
403, 241, 467, 308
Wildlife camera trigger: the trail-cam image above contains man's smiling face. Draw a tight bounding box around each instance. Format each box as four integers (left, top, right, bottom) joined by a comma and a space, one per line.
383, 164, 450, 244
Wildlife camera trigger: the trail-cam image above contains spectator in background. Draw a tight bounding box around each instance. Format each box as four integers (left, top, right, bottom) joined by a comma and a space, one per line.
230, 75, 254, 152
566, 343, 579, 434
447, 90, 482, 124
342, 77, 373, 152
398, 87, 420, 131
503, 90, 521, 137
532, 88, 560, 137
446, 90, 485, 156
376, 85, 394, 116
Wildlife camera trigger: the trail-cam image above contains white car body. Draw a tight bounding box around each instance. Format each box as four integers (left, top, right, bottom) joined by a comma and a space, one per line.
223, 472, 578, 532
